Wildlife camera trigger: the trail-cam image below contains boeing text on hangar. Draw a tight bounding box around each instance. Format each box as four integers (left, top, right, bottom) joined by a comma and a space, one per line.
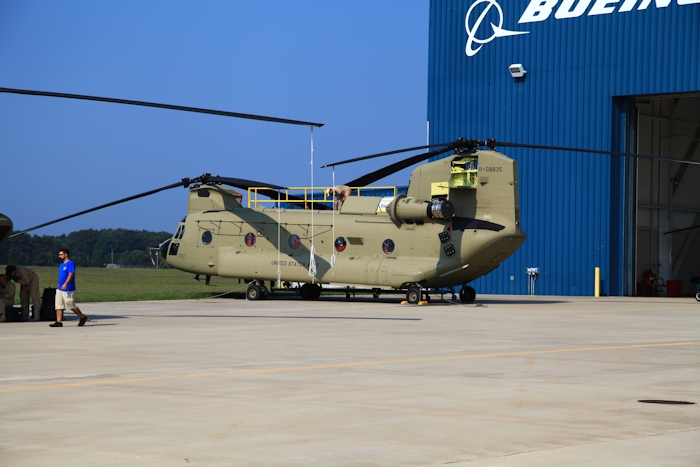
519, 0, 700, 23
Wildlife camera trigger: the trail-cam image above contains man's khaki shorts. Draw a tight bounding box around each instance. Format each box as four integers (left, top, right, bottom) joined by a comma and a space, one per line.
55, 290, 77, 310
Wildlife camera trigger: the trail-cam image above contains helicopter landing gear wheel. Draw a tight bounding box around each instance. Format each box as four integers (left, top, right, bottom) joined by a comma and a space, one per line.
300, 283, 321, 300
696, 291, 700, 302
260, 285, 269, 300
406, 286, 421, 304
460, 285, 476, 304
246, 283, 262, 301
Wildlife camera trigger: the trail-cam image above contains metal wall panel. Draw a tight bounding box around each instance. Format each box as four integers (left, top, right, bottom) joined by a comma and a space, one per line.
428, 0, 700, 295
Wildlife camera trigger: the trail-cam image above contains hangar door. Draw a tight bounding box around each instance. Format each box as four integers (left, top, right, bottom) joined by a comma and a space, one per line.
632, 94, 700, 296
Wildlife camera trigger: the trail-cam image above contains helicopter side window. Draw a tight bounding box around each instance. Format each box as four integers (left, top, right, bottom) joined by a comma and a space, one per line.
382, 239, 395, 254
201, 230, 213, 245
334, 237, 347, 252
245, 233, 256, 247
289, 235, 301, 249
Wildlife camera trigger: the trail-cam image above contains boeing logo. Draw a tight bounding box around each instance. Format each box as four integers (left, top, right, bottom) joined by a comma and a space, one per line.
466, 0, 700, 58
465, 0, 528, 57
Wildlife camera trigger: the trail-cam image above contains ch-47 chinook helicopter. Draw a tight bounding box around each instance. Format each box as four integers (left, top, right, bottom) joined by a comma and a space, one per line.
5, 87, 699, 304
157, 137, 526, 304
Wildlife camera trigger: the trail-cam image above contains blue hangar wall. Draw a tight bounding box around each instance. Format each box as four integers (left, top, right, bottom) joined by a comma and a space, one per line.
427, 0, 700, 296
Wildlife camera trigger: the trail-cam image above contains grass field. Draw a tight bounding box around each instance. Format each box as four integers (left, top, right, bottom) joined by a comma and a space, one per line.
2, 266, 249, 303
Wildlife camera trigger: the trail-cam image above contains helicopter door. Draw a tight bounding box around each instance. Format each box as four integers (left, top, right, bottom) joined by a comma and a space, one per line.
364, 258, 381, 285
218, 248, 265, 279
378, 259, 391, 285
365, 258, 391, 286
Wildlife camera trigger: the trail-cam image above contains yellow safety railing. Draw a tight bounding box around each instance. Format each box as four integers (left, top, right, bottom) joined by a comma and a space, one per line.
247, 186, 397, 209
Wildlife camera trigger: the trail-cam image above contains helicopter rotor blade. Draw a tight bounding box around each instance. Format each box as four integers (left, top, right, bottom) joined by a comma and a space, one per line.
321, 141, 464, 168
9, 177, 200, 238
319, 139, 478, 187
0, 87, 324, 127
10, 174, 294, 237
487, 139, 700, 166
663, 225, 700, 235
204, 177, 329, 210
344, 145, 458, 187
11, 174, 327, 237
330, 134, 700, 190
205, 176, 286, 191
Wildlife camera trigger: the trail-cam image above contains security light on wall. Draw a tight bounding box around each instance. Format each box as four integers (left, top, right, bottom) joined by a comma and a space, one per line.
509, 64, 526, 78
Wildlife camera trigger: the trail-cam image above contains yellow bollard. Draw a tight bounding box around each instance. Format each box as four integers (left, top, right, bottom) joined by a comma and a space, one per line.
594, 267, 600, 297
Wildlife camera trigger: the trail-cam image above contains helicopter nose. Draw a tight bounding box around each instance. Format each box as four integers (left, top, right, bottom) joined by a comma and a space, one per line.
159, 239, 171, 259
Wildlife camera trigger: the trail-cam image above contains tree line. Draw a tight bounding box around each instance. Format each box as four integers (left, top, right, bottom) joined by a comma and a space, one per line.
0, 229, 172, 267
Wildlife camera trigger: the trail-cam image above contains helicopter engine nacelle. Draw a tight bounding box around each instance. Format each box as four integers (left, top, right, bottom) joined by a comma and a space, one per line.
387, 194, 454, 225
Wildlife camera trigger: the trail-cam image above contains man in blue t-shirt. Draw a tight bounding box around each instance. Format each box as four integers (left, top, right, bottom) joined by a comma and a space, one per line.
49, 249, 88, 327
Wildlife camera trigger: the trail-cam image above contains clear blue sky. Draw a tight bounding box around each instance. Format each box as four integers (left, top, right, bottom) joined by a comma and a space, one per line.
0, 1, 429, 236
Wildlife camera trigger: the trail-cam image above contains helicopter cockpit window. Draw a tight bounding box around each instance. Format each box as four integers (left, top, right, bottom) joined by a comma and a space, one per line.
169, 242, 179, 256
245, 233, 256, 247
201, 230, 213, 245
289, 234, 301, 249
334, 237, 347, 252
382, 239, 395, 255
178, 226, 186, 239
173, 226, 182, 238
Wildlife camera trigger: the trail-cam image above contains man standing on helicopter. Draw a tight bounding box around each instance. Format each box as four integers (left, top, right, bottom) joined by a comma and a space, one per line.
327, 185, 352, 210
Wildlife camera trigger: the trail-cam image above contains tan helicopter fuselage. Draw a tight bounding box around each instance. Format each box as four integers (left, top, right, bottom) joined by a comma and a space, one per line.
164, 149, 525, 289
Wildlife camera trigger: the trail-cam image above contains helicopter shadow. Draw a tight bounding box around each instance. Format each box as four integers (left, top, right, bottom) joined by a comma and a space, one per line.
221, 207, 337, 279
59, 315, 129, 325
473, 298, 569, 305
161, 314, 422, 321
312, 295, 571, 307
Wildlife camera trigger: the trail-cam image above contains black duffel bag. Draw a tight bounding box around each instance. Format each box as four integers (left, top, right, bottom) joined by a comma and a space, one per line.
41, 287, 57, 321
5, 306, 24, 322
